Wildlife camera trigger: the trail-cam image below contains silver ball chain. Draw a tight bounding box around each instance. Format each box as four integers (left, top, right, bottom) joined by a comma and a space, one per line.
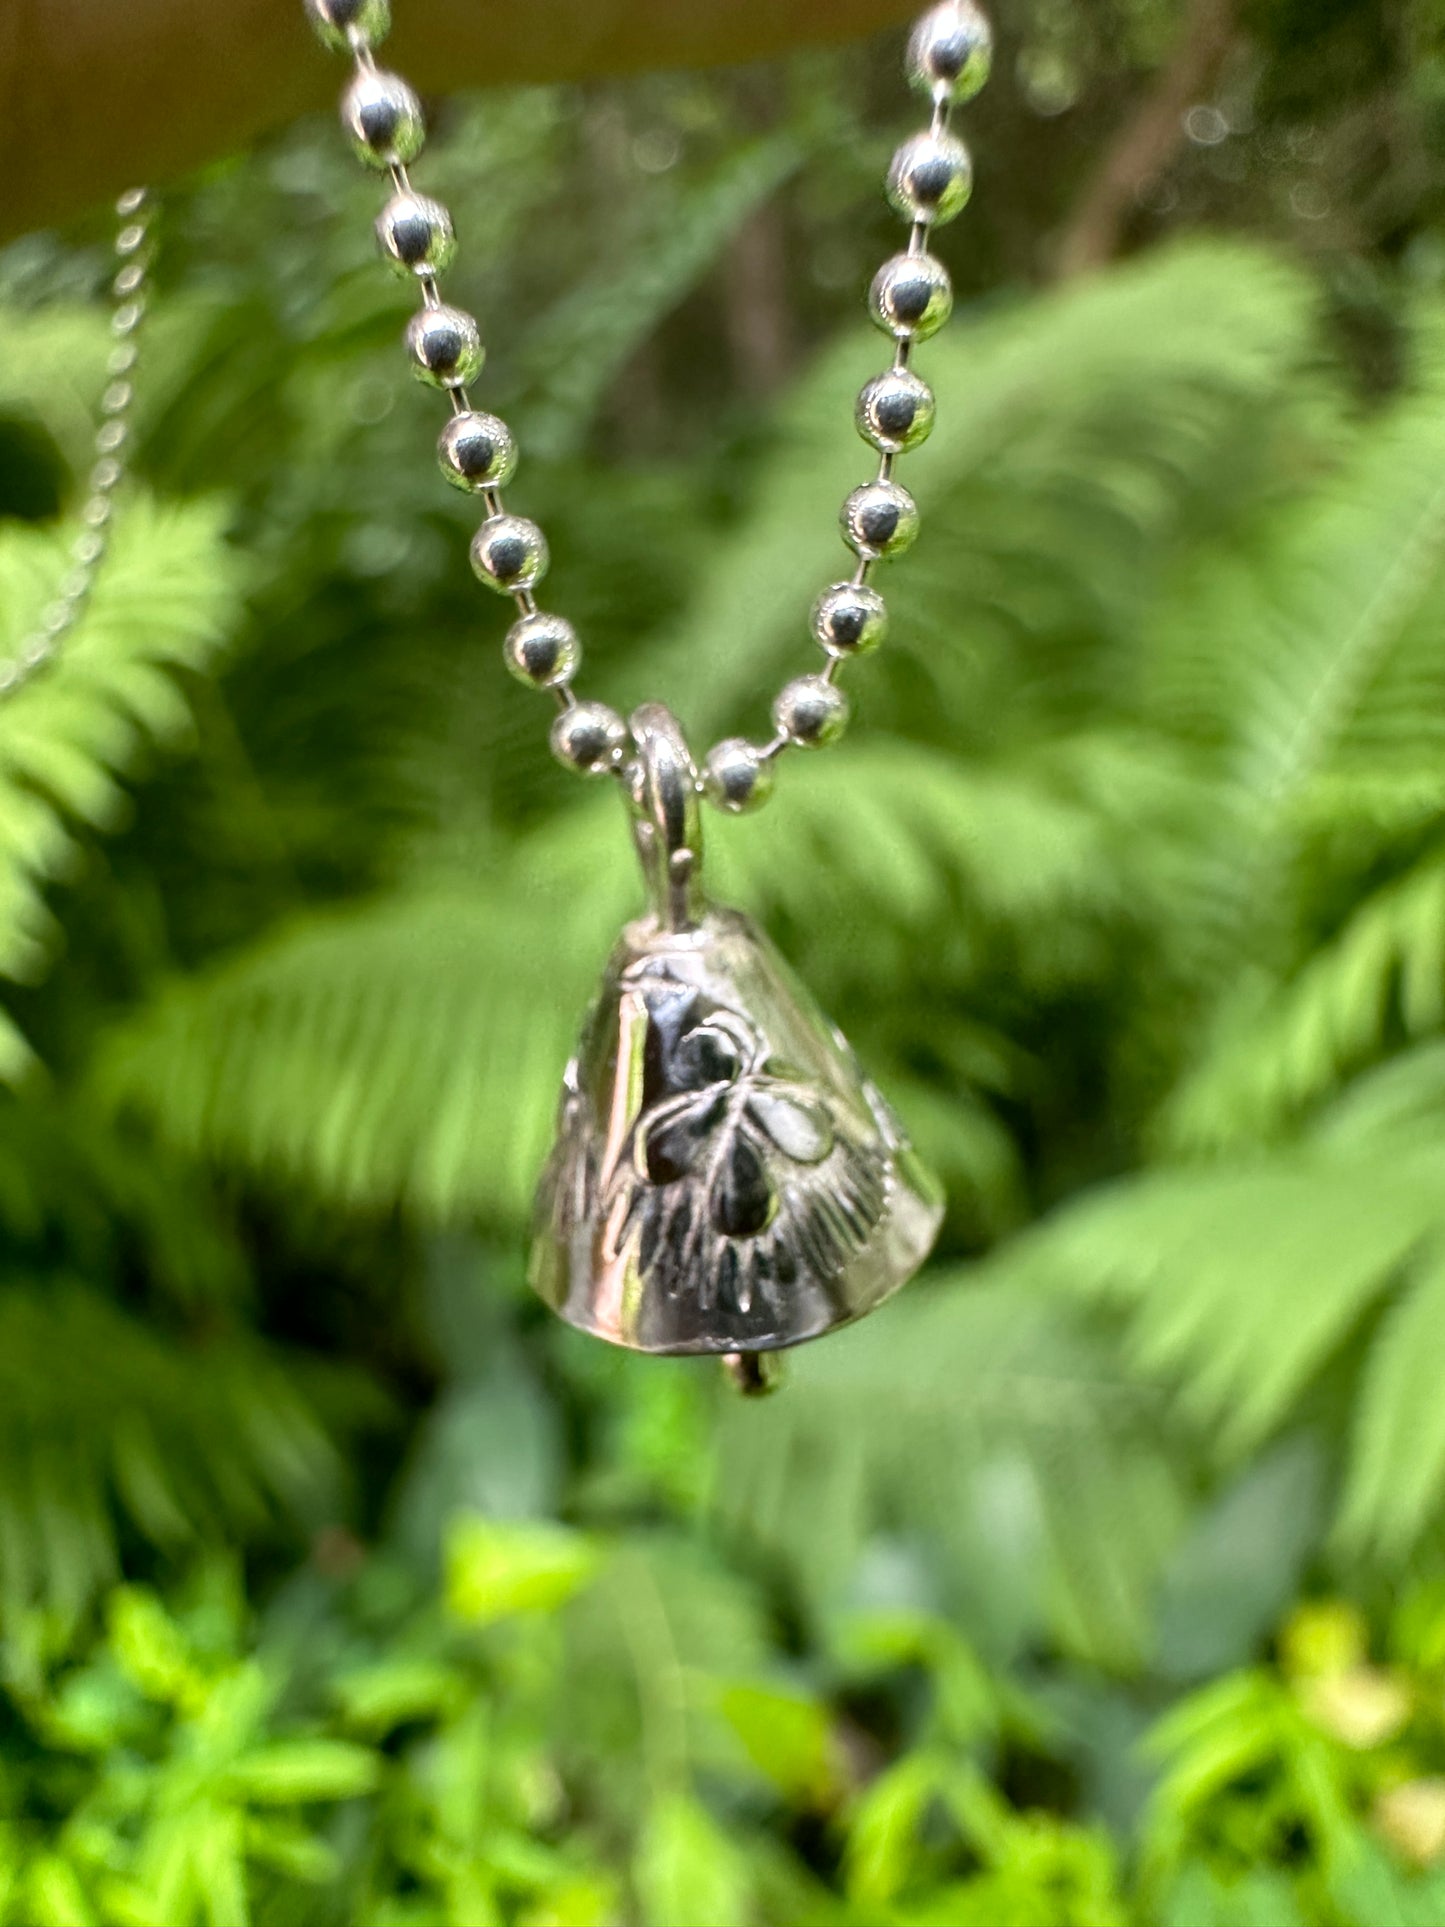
0, 188, 154, 701
306, 0, 992, 810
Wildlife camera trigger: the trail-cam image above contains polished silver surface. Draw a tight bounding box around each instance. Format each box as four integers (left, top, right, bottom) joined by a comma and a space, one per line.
887, 130, 974, 226
470, 514, 549, 593
702, 737, 774, 816
812, 581, 889, 657
505, 612, 580, 689
305, 0, 391, 52
906, 1, 994, 104
550, 701, 628, 776
438, 410, 518, 491
342, 68, 425, 168
842, 480, 920, 560
773, 676, 850, 749
870, 251, 954, 341
531, 708, 943, 1355
376, 191, 456, 276
856, 367, 936, 455
405, 305, 484, 388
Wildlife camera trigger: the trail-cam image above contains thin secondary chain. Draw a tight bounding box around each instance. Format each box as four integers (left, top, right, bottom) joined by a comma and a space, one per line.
1, 189, 154, 700
326, 1, 994, 810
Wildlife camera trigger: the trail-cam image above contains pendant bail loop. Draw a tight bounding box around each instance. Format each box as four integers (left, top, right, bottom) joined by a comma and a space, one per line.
627, 704, 705, 932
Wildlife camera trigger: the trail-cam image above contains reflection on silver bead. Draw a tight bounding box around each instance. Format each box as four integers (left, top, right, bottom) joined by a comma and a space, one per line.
342, 69, 425, 169
856, 368, 936, 454
887, 131, 973, 226
438, 411, 518, 491
773, 676, 850, 750
305, 0, 391, 50
703, 738, 775, 815
842, 481, 920, 560
376, 193, 456, 277
906, 1, 993, 104
551, 701, 628, 776
405, 307, 484, 389
471, 515, 549, 594
812, 581, 888, 657
870, 253, 953, 341
505, 612, 580, 688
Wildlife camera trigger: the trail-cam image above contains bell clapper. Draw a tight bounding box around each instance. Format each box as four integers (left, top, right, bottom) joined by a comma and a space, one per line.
722, 1352, 784, 1398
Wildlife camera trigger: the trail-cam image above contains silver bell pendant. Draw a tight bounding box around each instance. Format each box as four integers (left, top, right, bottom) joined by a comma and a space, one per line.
530, 706, 944, 1389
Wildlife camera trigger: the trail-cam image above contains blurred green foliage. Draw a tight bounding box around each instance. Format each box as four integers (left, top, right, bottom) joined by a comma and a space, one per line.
6, 0, 1445, 1919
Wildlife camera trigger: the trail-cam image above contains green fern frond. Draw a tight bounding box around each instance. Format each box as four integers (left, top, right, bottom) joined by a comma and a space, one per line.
0, 307, 114, 472
1139, 331, 1445, 1000
984, 1143, 1445, 1558
711, 1278, 1190, 1668
0, 1283, 343, 1616
93, 862, 628, 1226
712, 738, 1132, 988
1338, 1237, 1445, 1557
1000, 1153, 1445, 1460
1145, 329, 1445, 794
1161, 851, 1445, 1152
0, 495, 239, 1073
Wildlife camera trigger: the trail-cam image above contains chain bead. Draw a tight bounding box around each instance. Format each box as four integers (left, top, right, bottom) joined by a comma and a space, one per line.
305, 0, 391, 50
405, 306, 484, 388
342, 69, 425, 168
774, 676, 850, 750
906, 1, 993, 104
471, 515, 550, 595
842, 481, 920, 561
377, 192, 456, 277
813, 582, 888, 657
552, 701, 628, 776
703, 738, 776, 815
438, 411, 518, 492
3, 187, 152, 703
870, 252, 953, 342
505, 612, 580, 689
887, 130, 974, 226
856, 368, 936, 455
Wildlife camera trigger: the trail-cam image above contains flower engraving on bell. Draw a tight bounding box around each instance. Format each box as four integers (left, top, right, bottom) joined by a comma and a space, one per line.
529, 905, 944, 1355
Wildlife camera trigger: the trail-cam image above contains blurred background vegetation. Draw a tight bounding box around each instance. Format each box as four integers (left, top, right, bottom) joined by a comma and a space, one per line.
7, 0, 1445, 1919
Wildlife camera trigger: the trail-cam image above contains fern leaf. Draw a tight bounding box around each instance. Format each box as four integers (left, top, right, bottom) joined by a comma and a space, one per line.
711, 1279, 1190, 1667
1338, 1237, 1445, 1557
1162, 852, 1445, 1152
1001, 1154, 1444, 1458
0, 496, 238, 1071
0, 1283, 344, 1616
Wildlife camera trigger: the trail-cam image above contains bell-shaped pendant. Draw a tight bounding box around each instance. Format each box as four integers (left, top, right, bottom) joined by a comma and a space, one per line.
529, 706, 943, 1366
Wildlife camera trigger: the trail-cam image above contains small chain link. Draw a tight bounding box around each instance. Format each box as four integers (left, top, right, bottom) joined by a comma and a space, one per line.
305, 0, 991, 802
1, 188, 154, 702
